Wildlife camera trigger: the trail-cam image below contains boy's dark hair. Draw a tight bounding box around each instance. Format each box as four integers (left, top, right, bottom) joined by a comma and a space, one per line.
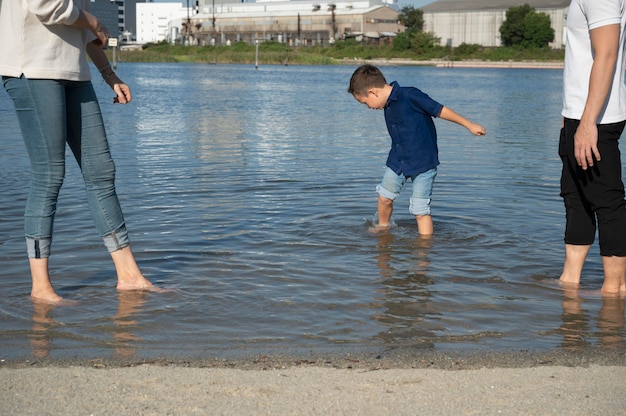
348, 64, 387, 97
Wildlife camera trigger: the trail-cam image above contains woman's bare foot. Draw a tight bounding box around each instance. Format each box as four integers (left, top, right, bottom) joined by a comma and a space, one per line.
30, 290, 64, 304
111, 246, 163, 292
116, 275, 160, 292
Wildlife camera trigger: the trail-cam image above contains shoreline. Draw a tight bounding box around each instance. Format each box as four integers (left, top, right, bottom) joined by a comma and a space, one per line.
344, 58, 564, 69
2, 347, 624, 370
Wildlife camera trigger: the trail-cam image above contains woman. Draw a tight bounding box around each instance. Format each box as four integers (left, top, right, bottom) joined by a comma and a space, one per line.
0, 0, 156, 302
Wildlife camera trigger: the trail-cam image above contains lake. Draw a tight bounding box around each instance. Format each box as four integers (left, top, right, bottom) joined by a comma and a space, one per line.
1, 62, 623, 362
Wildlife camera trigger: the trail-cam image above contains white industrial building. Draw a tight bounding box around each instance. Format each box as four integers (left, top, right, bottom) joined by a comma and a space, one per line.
137, 2, 190, 43
422, 0, 570, 49
137, 0, 402, 45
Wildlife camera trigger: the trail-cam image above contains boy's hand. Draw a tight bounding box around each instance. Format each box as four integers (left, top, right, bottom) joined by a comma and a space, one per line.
468, 123, 486, 136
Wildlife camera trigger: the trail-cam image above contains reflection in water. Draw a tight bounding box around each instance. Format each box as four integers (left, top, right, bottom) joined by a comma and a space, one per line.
597, 297, 625, 349
112, 291, 148, 358
30, 302, 55, 359
373, 232, 437, 348
28, 292, 147, 359
559, 288, 590, 350
559, 288, 625, 350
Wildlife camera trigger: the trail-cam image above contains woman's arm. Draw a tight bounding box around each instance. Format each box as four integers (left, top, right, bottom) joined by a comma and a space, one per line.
86, 43, 132, 104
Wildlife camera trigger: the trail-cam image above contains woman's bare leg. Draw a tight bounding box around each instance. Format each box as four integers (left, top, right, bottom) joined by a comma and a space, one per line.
29, 258, 63, 303
111, 245, 155, 291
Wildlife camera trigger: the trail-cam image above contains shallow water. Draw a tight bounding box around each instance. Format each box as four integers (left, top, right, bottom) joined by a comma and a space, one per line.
1, 63, 624, 361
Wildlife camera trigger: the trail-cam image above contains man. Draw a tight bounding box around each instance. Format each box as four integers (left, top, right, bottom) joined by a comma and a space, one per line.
559, 0, 626, 296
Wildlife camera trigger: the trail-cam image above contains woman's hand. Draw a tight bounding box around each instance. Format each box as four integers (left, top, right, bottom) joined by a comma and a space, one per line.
103, 72, 132, 104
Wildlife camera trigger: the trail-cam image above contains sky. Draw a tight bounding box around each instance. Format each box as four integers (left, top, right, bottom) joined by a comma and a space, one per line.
397, 0, 435, 8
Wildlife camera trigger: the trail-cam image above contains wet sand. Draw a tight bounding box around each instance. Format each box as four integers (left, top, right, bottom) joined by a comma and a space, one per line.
2, 349, 625, 415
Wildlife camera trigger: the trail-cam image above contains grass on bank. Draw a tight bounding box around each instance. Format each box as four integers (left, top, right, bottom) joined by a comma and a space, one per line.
110, 40, 565, 65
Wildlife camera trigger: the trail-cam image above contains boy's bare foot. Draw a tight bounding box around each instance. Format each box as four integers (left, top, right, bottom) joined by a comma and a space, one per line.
369, 224, 390, 233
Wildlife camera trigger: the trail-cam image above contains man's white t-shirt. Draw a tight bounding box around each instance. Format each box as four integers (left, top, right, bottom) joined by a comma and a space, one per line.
562, 0, 626, 124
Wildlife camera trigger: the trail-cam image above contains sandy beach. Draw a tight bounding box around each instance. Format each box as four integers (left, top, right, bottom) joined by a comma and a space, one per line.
2, 350, 625, 415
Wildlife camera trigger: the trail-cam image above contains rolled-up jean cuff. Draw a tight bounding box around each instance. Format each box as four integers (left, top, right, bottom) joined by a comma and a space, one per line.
376, 184, 399, 201
410, 197, 432, 216
26, 237, 52, 259
103, 226, 130, 253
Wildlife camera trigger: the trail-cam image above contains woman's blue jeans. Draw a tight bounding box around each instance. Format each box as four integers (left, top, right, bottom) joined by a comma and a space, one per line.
3, 76, 129, 258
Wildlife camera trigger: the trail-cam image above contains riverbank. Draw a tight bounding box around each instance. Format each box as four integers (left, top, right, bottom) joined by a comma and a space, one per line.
111, 42, 565, 67
340, 58, 564, 69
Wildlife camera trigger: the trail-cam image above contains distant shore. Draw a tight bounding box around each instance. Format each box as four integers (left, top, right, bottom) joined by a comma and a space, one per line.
343, 58, 564, 69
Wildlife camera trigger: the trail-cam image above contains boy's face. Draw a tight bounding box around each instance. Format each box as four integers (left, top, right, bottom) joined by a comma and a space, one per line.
353, 89, 386, 110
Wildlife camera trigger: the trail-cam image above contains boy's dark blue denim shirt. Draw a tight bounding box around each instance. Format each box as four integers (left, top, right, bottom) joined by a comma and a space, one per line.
384, 81, 444, 177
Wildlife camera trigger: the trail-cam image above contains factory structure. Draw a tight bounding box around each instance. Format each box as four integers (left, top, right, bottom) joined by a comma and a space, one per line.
133, 0, 570, 49
137, 0, 402, 46
422, 0, 570, 49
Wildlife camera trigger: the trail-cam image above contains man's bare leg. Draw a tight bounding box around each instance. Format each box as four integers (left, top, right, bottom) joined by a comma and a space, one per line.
559, 244, 591, 287
415, 214, 433, 237
111, 246, 156, 291
600, 255, 626, 296
29, 258, 63, 303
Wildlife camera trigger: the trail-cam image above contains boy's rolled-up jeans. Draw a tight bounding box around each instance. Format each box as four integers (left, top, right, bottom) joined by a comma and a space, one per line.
377, 167, 437, 216
2, 76, 129, 258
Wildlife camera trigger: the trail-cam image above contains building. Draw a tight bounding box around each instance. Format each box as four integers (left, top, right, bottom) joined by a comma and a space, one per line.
91, 0, 147, 42
422, 0, 570, 49
90, 0, 120, 39
137, 2, 190, 43
137, 0, 402, 46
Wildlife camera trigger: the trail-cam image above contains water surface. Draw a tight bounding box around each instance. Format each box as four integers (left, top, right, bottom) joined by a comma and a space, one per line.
1, 63, 623, 361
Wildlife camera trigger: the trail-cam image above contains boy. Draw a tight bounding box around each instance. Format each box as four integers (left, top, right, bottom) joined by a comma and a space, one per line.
348, 64, 486, 236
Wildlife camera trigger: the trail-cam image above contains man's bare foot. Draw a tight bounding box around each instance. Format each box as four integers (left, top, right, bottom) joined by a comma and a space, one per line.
600, 285, 626, 298
558, 277, 580, 289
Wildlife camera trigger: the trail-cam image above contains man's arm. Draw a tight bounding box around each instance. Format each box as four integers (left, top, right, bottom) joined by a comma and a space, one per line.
575, 23, 620, 170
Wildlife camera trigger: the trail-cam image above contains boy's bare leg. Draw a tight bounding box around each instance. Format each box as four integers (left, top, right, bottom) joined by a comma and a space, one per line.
111, 246, 156, 291
373, 194, 393, 230
559, 244, 591, 287
415, 214, 433, 237
600, 255, 626, 296
29, 258, 63, 303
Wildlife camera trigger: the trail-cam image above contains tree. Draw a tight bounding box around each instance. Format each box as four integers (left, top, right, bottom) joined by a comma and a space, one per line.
410, 31, 440, 54
398, 6, 424, 32
522, 11, 554, 48
500, 4, 554, 48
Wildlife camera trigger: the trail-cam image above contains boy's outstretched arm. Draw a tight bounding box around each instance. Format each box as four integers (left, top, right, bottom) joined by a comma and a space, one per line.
439, 106, 486, 136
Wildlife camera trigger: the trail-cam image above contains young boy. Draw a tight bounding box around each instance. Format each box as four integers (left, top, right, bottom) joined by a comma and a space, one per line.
348, 64, 486, 236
